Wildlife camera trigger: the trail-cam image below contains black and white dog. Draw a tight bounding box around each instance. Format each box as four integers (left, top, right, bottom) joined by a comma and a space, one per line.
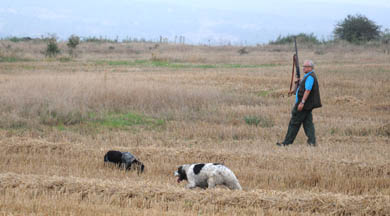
104, 150, 145, 173
174, 163, 242, 190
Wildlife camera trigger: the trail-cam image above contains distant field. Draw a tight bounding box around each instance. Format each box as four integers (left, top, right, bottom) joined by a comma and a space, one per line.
0, 41, 389, 215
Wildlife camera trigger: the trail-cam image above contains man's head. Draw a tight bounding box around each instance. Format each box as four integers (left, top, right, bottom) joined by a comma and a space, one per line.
303, 60, 314, 73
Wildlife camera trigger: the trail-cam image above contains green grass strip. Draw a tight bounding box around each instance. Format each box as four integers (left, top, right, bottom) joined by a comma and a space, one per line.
0, 56, 31, 62
92, 112, 165, 129
96, 60, 280, 69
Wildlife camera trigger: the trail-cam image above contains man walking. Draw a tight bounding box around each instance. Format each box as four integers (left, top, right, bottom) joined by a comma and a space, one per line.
277, 60, 322, 146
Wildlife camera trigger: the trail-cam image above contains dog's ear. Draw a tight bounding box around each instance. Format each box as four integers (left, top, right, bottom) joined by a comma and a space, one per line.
178, 166, 183, 174
177, 166, 187, 180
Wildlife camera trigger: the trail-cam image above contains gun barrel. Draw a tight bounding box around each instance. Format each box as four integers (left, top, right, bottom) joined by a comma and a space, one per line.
294, 37, 300, 79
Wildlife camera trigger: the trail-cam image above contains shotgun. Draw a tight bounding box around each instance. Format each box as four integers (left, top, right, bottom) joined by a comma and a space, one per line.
288, 37, 301, 96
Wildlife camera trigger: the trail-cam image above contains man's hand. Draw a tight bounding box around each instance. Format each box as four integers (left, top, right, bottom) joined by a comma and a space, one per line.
288, 79, 300, 96
298, 102, 304, 111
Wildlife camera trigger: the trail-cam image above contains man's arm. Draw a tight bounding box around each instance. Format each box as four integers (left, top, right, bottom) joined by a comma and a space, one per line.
298, 90, 311, 111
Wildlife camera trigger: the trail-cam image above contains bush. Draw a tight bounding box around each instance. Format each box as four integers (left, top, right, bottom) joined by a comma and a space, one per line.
270, 33, 320, 45
334, 14, 380, 43
380, 28, 390, 44
67, 35, 80, 49
82, 36, 117, 43
238, 47, 249, 55
67, 35, 80, 56
45, 36, 60, 57
6, 36, 33, 42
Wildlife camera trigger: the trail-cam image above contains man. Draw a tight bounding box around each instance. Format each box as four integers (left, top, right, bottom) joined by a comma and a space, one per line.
277, 60, 322, 146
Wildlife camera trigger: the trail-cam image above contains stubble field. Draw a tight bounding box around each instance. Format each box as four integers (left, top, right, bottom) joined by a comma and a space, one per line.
0, 41, 389, 215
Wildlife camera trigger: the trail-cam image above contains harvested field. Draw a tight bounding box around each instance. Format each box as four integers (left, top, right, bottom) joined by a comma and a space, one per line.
0, 41, 390, 215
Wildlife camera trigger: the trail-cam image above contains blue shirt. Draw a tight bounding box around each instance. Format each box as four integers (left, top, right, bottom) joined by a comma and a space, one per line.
296, 70, 314, 103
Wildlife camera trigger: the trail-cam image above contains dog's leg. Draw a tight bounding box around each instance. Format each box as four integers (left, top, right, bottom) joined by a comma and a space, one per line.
207, 177, 216, 189
185, 176, 197, 189
185, 178, 197, 189
186, 183, 196, 189
125, 162, 132, 171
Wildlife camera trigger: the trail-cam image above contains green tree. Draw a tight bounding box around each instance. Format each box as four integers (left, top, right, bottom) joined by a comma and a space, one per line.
269, 33, 320, 45
334, 14, 380, 43
67, 34, 80, 57
67, 35, 80, 49
45, 35, 60, 57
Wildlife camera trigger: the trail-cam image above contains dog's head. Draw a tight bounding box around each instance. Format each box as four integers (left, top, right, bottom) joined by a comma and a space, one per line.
174, 165, 187, 183
133, 160, 145, 173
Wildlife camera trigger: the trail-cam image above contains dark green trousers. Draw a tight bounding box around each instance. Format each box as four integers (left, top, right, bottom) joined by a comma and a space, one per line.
282, 104, 316, 145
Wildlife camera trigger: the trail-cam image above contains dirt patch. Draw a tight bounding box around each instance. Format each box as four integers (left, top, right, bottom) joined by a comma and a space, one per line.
334, 96, 362, 105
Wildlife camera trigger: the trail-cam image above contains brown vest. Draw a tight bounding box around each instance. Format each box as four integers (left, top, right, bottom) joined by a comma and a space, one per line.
298, 72, 322, 110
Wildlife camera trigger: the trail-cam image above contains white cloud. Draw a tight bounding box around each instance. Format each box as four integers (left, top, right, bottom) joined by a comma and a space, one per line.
167, 7, 174, 13
241, 23, 261, 31
34, 7, 69, 20
199, 19, 227, 28
0, 8, 18, 14
185, 19, 240, 44
313, 0, 390, 7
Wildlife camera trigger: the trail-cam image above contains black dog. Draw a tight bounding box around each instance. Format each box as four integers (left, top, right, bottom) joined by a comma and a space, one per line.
104, 150, 145, 173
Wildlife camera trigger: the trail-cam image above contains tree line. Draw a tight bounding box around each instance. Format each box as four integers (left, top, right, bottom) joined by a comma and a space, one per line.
271, 14, 389, 45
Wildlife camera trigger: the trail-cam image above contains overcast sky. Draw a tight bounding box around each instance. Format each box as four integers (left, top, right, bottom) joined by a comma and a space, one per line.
1, 0, 389, 45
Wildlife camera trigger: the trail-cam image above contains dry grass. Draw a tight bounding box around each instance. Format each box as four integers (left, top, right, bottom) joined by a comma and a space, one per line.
0, 41, 390, 215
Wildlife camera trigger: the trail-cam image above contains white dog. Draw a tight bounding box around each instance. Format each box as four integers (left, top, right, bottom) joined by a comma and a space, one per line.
174, 163, 242, 190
